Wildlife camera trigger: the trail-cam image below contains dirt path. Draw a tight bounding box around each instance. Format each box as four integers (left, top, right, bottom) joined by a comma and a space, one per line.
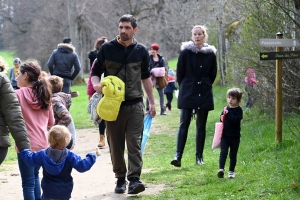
0, 128, 164, 199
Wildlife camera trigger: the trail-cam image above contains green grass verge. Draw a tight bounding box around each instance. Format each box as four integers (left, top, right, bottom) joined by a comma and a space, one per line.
0, 51, 15, 64
140, 85, 300, 199
2, 74, 300, 199
168, 58, 177, 70
70, 83, 98, 129
0, 51, 15, 76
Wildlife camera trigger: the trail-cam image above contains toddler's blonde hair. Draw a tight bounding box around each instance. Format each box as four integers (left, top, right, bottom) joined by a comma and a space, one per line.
48, 125, 71, 149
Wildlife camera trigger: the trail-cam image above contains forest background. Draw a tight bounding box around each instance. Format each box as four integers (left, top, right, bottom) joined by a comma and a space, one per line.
0, 0, 300, 120
1, 1, 300, 199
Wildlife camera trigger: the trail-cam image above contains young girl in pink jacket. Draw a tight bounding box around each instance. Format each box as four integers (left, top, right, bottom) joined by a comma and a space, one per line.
15, 60, 55, 200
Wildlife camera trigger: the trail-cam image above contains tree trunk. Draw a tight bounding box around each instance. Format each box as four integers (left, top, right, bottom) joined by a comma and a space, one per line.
67, 0, 85, 84
216, 0, 225, 86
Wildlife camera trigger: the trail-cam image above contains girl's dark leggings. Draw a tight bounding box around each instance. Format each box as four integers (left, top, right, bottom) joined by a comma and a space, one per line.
99, 120, 106, 135
219, 136, 240, 171
165, 93, 173, 109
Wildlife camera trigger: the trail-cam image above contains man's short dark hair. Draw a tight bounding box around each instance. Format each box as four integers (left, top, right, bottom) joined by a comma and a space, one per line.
63, 37, 71, 44
119, 14, 137, 29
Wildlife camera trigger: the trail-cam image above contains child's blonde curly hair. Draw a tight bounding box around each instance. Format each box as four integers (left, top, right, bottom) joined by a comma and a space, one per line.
48, 125, 71, 149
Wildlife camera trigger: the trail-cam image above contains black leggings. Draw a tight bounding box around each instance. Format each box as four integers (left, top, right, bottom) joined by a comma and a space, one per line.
176, 109, 209, 157
99, 120, 106, 135
165, 93, 173, 110
219, 136, 240, 171
0, 147, 8, 165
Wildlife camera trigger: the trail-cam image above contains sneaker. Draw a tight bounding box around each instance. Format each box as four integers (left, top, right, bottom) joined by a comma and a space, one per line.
228, 171, 235, 179
115, 178, 127, 194
217, 169, 224, 178
128, 178, 145, 194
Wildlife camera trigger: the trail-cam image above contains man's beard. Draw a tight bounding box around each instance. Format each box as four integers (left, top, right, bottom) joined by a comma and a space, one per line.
120, 34, 130, 41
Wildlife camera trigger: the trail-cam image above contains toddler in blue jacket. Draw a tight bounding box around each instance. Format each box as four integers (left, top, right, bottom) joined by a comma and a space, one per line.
20, 125, 97, 200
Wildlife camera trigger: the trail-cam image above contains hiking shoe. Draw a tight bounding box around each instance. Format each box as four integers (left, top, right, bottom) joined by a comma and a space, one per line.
217, 169, 224, 178
228, 171, 235, 179
115, 178, 127, 194
128, 178, 145, 194
71, 91, 79, 98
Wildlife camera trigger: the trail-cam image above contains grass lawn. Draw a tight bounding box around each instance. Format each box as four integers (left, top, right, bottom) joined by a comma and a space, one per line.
139, 86, 300, 199
1, 55, 299, 198
69, 84, 98, 129
68, 82, 300, 199
167, 58, 177, 70
0, 51, 15, 64
0, 51, 15, 76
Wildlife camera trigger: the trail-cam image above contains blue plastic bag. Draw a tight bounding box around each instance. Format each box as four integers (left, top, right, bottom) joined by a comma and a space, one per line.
141, 114, 152, 155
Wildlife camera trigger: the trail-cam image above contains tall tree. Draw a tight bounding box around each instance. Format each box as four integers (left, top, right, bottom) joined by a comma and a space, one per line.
0, 0, 218, 72
226, 0, 300, 113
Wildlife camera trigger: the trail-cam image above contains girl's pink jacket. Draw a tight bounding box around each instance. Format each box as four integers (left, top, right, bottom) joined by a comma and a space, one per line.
15, 87, 55, 152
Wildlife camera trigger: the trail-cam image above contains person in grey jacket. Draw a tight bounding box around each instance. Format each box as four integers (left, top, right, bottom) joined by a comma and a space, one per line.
9, 57, 21, 90
0, 56, 30, 165
47, 37, 81, 93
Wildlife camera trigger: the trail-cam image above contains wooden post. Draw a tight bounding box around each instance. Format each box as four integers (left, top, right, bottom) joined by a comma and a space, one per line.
216, 0, 226, 86
275, 32, 283, 143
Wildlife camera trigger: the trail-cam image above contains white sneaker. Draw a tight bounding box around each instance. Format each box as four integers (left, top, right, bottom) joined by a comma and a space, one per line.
228, 171, 235, 178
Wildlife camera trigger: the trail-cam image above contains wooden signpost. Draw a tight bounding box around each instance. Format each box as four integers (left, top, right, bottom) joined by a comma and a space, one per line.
259, 33, 300, 143
259, 38, 299, 47
260, 51, 300, 60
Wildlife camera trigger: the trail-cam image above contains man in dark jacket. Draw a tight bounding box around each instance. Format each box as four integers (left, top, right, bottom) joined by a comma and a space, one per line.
91, 14, 156, 195
47, 37, 81, 93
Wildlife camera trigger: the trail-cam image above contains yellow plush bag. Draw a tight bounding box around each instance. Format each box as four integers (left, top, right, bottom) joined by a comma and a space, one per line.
96, 76, 125, 121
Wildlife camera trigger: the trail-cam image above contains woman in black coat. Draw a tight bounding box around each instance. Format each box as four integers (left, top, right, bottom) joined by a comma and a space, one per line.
171, 25, 217, 167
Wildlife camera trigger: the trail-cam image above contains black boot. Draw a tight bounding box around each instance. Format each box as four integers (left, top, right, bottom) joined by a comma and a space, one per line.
171, 152, 182, 167
171, 128, 189, 167
196, 129, 206, 165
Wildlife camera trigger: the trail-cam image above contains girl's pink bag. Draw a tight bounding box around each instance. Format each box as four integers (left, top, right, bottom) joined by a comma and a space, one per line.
212, 107, 227, 149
